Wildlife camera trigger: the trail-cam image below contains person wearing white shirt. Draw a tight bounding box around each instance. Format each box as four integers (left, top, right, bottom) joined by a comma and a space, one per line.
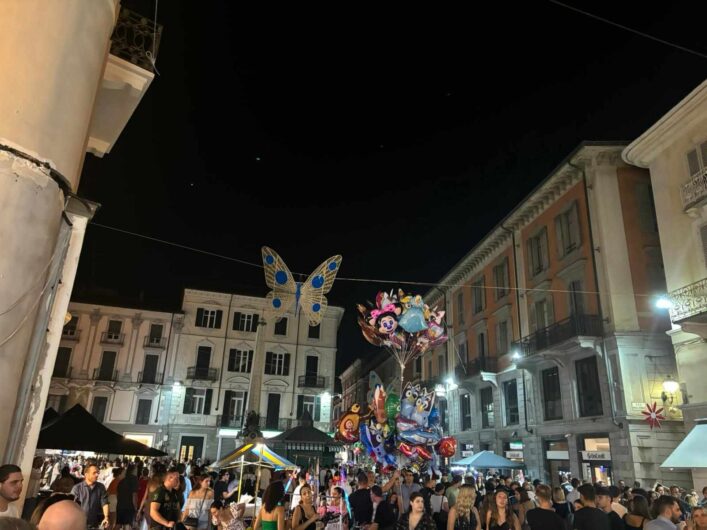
0, 465, 23, 519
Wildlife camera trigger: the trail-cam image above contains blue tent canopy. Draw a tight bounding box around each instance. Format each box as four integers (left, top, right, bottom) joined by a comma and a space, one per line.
452, 450, 524, 469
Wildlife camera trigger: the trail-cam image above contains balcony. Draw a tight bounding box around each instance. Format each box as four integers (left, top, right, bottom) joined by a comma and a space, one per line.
512, 314, 602, 358
298, 375, 326, 388
143, 336, 167, 349
668, 278, 707, 324
187, 366, 219, 381
93, 368, 118, 382
138, 371, 163, 385
61, 329, 80, 341
173, 414, 218, 427
100, 332, 125, 345
681, 168, 707, 211
219, 416, 245, 429
455, 357, 499, 380
259, 417, 296, 431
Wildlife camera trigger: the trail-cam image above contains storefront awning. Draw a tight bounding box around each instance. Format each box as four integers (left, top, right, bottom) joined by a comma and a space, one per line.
661, 420, 707, 469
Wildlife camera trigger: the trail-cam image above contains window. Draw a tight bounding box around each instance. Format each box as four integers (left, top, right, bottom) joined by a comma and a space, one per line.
460, 393, 472, 431
480, 387, 494, 428
472, 277, 485, 313
264, 351, 290, 376
496, 320, 509, 355
503, 380, 519, 425
477, 332, 487, 357
136, 399, 152, 425
542, 366, 563, 420
534, 298, 553, 331
555, 202, 581, 258
493, 259, 510, 299
148, 324, 163, 345
527, 228, 549, 277
46, 394, 67, 414
686, 140, 707, 179
183, 388, 212, 415
308, 324, 321, 339
576, 356, 603, 417
228, 349, 253, 372
195, 308, 223, 329
53, 347, 72, 378
297, 395, 321, 421
63, 314, 78, 336
224, 390, 248, 424
107, 320, 122, 339
569, 280, 585, 316
274, 318, 288, 336
233, 312, 259, 332
91, 396, 108, 422
456, 291, 465, 325
458, 340, 468, 363
414, 356, 422, 375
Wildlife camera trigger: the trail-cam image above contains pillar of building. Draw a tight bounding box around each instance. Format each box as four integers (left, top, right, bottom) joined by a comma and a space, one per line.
0, 0, 119, 465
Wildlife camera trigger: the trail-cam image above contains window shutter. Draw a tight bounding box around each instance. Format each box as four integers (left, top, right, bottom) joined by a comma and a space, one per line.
242, 392, 248, 416
284, 353, 290, 375
315, 396, 321, 421
183, 388, 195, 414
688, 149, 700, 176
228, 350, 236, 371
196, 308, 204, 327
204, 389, 213, 415
223, 390, 234, 420
526, 239, 534, 276
297, 395, 304, 419
215, 311, 223, 329
233, 312, 242, 331
247, 351, 254, 372
251, 314, 259, 332
540, 229, 549, 270
555, 216, 564, 258
570, 202, 581, 247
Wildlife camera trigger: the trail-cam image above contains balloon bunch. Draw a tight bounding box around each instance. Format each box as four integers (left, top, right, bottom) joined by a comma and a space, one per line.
357, 290, 448, 376
335, 377, 457, 473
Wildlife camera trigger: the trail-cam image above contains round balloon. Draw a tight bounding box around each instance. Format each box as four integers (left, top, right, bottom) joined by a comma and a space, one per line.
385, 393, 400, 420
437, 436, 457, 458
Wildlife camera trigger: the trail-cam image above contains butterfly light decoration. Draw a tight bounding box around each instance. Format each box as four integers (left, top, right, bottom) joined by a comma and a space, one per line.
261, 246, 342, 326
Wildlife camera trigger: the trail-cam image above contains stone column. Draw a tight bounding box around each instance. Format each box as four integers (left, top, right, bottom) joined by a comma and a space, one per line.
126, 313, 144, 378
0, 0, 119, 461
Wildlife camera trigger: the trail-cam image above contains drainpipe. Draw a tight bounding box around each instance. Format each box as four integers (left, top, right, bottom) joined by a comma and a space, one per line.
501, 224, 533, 435
569, 159, 623, 430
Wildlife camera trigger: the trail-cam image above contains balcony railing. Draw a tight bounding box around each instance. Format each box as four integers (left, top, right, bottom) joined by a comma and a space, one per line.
512, 314, 602, 357
100, 332, 125, 345
138, 371, 163, 385
187, 366, 219, 381
298, 375, 326, 388
668, 278, 707, 323
53, 366, 72, 379
110, 7, 163, 72
61, 329, 80, 341
143, 336, 167, 349
219, 416, 245, 429
681, 168, 707, 210
259, 417, 296, 431
455, 357, 499, 380
93, 368, 118, 382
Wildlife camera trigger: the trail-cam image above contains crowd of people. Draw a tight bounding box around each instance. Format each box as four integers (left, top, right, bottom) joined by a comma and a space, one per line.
1, 456, 707, 530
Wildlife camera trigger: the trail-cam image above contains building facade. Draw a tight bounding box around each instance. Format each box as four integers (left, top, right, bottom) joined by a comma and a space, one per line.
48, 289, 343, 462
423, 143, 690, 488
623, 78, 707, 488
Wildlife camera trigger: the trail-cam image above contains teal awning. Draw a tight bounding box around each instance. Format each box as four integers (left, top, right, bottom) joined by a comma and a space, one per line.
661, 422, 707, 469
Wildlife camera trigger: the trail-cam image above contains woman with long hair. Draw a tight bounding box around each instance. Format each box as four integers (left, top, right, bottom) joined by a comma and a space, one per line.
292, 484, 321, 530
513, 488, 534, 528
623, 495, 651, 530
396, 492, 437, 530
446, 485, 481, 530
182, 474, 215, 530
484, 490, 520, 530
551, 487, 573, 526
254, 481, 287, 530
688, 506, 707, 530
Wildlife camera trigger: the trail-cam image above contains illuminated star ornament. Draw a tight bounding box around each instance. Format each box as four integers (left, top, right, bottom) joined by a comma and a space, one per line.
261, 247, 342, 326
642, 402, 665, 430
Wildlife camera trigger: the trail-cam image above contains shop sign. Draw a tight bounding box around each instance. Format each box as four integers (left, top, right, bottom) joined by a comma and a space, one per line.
581, 451, 611, 461
546, 450, 570, 460
505, 451, 524, 459
461, 443, 474, 457
509, 441, 524, 450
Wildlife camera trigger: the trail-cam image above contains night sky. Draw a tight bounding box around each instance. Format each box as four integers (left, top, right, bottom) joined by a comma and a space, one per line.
73, 2, 707, 375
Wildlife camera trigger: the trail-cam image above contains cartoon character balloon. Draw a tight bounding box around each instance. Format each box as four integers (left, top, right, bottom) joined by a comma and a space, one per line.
335, 404, 365, 443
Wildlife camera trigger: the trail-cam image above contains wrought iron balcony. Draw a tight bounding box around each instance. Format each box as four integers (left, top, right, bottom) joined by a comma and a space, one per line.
53, 366, 72, 379
681, 168, 707, 210
455, 357, 499, 380
668, 278, 707, 323
100, 332, 125, 345
512, 314, 602, 357
187, 366, 219, 381
61, 328, 80, 341
298, 375, 326, 388
110, 7, 163, 72
138, 371, 163, 385
259, 417, 296, 431
93, 368, 118, 382
143, 336, 167, 349
219, 416, 245, 428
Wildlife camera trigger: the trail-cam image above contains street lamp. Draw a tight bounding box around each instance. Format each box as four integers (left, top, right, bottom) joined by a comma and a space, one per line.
655, 296, 673, 310
662, 375, 679, 405
445, 377, 458, 391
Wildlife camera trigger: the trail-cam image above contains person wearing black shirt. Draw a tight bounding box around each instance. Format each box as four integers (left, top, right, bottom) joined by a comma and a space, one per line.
371, 486, 397, 530
150, 468, 182, 530
420, 475, 436, 516
349, 473, 374, 527
526, 485, 566, 530
573, 484, 610, 530
596, 486, 625, 530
